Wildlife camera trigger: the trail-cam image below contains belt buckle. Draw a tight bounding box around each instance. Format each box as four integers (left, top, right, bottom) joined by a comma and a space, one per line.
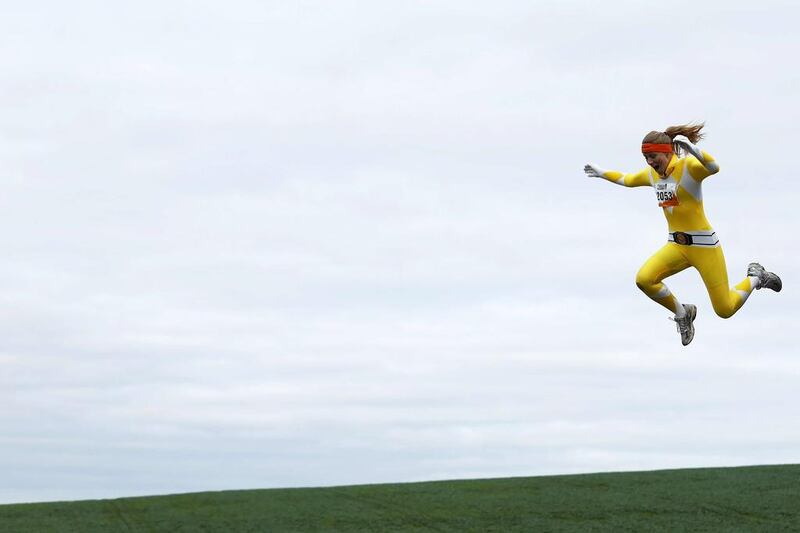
673, 232, 693, 246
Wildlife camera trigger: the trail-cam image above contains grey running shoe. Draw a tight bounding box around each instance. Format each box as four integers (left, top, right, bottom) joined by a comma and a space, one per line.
670, 304, 697, 346
747, 262, 782, 292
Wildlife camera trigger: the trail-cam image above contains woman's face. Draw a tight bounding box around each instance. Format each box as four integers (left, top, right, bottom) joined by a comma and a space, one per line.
644, 151, 672, 175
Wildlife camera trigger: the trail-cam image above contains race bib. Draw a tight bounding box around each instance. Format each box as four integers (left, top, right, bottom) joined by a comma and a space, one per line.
655, 181, 679, 208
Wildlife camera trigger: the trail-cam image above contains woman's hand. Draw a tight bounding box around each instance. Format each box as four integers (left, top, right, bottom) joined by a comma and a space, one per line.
584, 163, 606, 178
672, 135, 703, 160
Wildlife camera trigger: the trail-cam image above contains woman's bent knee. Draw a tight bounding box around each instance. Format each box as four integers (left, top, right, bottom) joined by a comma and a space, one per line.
709, 290, 740, 319
713, 305, 736, 319
635, 271, 653, 293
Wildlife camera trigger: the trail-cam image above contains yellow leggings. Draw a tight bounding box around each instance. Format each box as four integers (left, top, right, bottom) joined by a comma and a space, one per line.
635, 243, 754, 318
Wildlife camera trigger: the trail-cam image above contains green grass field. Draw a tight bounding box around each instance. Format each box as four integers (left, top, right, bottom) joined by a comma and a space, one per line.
2, 465, 799, 532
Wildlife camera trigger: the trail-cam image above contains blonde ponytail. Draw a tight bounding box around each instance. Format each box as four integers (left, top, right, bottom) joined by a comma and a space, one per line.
664, 122, 705, 144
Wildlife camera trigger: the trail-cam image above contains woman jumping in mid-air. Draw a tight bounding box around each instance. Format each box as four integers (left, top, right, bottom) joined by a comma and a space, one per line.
584, 123, 781, 346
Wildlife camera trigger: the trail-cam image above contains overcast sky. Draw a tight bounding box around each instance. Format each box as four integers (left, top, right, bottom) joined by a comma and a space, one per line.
1, 0, 799, 504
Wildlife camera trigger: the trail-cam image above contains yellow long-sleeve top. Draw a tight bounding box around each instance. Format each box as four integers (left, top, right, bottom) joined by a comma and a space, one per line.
601, 151, 719, 233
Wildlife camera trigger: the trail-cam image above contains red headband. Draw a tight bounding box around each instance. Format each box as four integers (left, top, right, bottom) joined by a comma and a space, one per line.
641, 143, 673, 153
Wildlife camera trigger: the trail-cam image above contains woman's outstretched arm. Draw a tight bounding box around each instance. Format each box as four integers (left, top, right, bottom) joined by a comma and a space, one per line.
584, 164, 651, 187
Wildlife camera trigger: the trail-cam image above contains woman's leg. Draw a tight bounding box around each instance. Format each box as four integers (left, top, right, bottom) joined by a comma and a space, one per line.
635, 243, 691, 313
691, 245, 755, 319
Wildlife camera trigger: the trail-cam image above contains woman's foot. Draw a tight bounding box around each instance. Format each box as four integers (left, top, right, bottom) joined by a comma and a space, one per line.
671, 304, 697, 346
748, 263, 782, 292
